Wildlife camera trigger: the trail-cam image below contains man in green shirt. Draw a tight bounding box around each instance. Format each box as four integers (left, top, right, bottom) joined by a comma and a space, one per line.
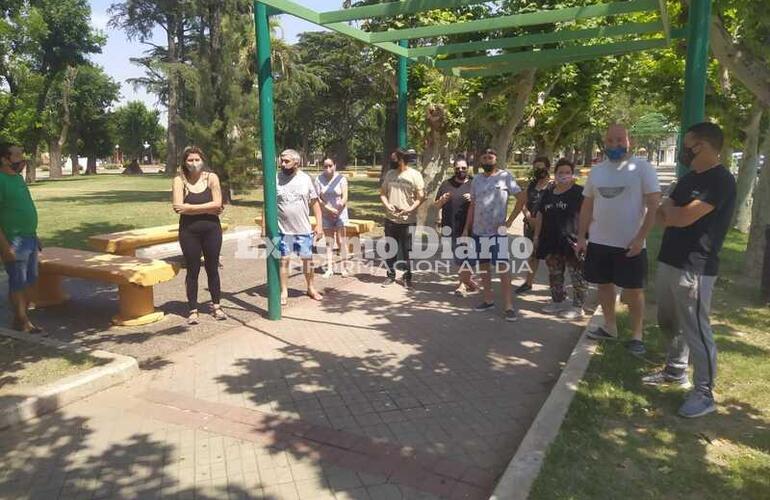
0, 142, 41, 333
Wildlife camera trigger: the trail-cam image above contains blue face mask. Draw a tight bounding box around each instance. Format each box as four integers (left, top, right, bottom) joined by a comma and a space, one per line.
605, 146, 627, 161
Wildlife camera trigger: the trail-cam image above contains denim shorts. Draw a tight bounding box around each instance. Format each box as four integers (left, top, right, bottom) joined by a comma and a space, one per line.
5, 236, 39, 292
471, 234, 510, 264
278, 233, 314, 258
322, 216, 346, 230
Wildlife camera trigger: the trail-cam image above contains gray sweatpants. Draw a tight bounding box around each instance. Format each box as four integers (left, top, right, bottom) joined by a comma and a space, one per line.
656, 262, 718, 394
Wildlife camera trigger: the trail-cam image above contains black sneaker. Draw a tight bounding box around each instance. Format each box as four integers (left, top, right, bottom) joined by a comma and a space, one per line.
381, 277, 397, 287
474, 302, 495, 312
504, 309, 518, 322
586, 326, 617, 341
625, 339, 646, 357
403, 279, 414, 290
515, 283, 532, 294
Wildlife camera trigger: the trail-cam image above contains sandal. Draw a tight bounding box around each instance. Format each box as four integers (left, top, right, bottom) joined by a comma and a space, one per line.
187, 310, 199, 325
212, 306, 227, 321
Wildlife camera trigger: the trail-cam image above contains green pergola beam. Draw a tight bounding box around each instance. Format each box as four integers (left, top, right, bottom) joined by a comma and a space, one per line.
447, 37, 670, 77
319, 0, 489, 24
256, 0, 407, 57
437, 36, 668, 69
409, 21, 664, 59
367, 0, 659, 43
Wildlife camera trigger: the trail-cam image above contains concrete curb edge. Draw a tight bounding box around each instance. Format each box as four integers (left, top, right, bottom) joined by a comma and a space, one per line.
489, 309, 603, 500
0, 328, 139, 430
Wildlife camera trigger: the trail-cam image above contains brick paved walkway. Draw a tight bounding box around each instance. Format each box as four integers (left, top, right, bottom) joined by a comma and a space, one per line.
0, 257, 583, 499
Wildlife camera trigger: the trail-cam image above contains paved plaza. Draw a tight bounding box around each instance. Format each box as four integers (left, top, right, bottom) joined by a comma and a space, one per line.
0, 230, 585, 499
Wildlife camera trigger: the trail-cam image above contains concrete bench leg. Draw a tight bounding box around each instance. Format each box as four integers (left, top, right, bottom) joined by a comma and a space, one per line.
113, 284, 164, 326
29, 274, 68, 307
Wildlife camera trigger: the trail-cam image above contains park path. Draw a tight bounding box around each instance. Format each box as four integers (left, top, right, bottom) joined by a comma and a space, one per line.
0, 267, 585, 499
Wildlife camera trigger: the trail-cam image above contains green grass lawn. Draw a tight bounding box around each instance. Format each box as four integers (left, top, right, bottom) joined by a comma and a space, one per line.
0, 337, 101, 394
531, 229, 770, 499
30, 173, 384, 249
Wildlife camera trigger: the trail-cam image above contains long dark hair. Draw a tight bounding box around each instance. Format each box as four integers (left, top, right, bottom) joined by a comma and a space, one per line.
180, 146, 208, 180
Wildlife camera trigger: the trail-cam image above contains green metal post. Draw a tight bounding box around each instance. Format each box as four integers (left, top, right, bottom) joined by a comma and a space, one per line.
254, 2, 281, 320
397, 40, 408, 149
677, 0, 711, 178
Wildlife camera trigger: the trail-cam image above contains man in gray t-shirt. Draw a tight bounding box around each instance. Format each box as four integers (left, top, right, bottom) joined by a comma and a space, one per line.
271, 149, 324, 305
463, 148, 526, 322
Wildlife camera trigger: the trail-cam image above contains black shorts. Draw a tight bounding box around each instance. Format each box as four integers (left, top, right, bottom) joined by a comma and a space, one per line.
584, 242, 647, 289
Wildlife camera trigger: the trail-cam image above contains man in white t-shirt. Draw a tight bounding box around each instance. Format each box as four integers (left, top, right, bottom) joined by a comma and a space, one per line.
575, 124, 661, 356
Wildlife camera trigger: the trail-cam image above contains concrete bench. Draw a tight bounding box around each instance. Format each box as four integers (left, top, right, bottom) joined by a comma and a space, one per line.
88, 223, 230, 256
254, 216, 375, 237
31, 247, 179, 326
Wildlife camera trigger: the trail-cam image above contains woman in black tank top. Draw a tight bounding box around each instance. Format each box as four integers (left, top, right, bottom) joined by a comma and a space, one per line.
172, 146, 226, 324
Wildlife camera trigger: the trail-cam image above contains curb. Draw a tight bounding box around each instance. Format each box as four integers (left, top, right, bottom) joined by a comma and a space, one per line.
0, 328, 139, 430
489, 308, 603, 500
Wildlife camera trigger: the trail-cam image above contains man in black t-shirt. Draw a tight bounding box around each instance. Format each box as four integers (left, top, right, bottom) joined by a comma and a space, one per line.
435, 156, 477, 294
643, 122, 736, 419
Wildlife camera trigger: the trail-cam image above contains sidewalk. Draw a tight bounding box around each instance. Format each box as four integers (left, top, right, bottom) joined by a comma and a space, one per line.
0, 237, 586, 499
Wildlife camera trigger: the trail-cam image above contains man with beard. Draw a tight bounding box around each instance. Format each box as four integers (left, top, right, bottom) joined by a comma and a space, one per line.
435, 155, 477, 295
275, 149, 324, 305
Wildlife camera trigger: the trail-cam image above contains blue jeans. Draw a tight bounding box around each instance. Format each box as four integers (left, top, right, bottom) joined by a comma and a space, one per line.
5, 236, 39, 292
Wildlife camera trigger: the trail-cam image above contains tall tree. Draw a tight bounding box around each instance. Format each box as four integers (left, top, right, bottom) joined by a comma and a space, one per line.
111, 101, 163, 164
109, 0, 190, 176
23, 0, 103, 182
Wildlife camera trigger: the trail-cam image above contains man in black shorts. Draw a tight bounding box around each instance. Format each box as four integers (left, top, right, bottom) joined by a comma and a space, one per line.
575, 124, 661, 356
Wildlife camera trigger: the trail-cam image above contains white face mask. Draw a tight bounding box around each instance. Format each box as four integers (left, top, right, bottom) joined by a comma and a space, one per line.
557, 173, 573, 184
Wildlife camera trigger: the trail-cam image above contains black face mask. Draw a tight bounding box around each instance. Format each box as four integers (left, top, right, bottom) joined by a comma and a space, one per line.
533, 167, 548, 179
389, 160, 400, 170
481, 163, 495, 173
455, 170, 467, 180
678, 147, 697, 168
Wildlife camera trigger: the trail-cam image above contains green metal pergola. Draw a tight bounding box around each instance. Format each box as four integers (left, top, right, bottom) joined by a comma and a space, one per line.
253, 0, 712, 320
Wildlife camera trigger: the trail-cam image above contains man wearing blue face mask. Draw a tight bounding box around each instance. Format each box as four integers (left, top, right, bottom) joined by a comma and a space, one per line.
575, 124, 661, 356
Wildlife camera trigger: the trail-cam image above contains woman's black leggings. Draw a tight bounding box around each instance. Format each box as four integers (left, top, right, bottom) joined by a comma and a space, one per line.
179, 221, 222, 310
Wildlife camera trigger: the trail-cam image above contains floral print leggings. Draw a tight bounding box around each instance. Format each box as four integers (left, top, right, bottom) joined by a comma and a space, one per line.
545, 253, 587, 307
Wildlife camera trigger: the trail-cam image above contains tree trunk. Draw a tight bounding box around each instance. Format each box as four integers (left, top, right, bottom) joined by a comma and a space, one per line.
49, 140, 63, 178
380, 100, 398, 184
710, 15, 770, 108
70, 153, 80, 176
53, 66, 77, 179
745, 122, 770, 280
207, 2, 231, 202
582, 135, 594, 167
25, 146, 39, 184
733, 102, 763, 232
86, 156, 97, 175
490, 69, 536, 168
416, 104, 450, 230
25, 76, 54, 184
165, 13, 180, 177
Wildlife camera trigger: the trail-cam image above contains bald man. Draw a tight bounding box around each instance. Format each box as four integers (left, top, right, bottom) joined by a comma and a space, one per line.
575, 124, 660, 356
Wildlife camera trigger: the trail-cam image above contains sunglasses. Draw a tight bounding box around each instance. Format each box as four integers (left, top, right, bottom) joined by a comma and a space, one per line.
455, 166, 468, 171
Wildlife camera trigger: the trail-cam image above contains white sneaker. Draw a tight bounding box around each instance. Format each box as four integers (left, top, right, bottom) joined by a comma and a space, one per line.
558, 307, 584, 320
322, 268, 334, 279
542, 302, 569, 314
